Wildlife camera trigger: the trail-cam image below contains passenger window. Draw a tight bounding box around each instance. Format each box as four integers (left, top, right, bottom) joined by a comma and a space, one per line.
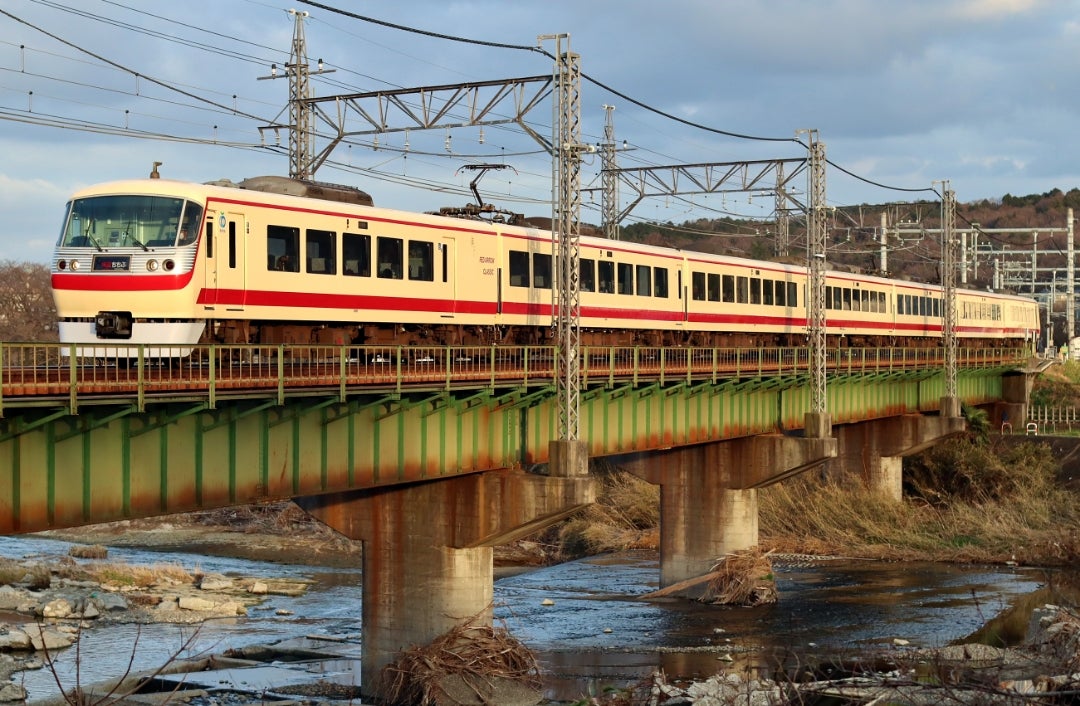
581, 258, 596, 292
691, 271, 705, 301
598, 261, 615, 293
862, 290, 870, 312
707, 273, 720, 302
851, 290, 861, 312
343, 233, 371, 277
267, 225, 299, 272
617, 263, 633, 295
306, 229, 336, 275
750, 277, 761, 305
787, 282, 797, 307
736, 276, 748, 304
763, 279, 774, 306
377, 236, 403, 279
722, 274, 735, 303
775, 280, 786, 307
509, 251, 529, 287
842, 289, 851, 310
636, 265, 651, 296
533, 253, 552, 288
654, 267, 668, 298
408, 240, 434, 281
825, 286, 833, 310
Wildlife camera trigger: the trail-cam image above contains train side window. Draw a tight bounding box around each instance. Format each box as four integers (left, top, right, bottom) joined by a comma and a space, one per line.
581, 258, 596, 292
654, 267, 668, 298
267, 225, 299, 272
205, 220, 213, 259
825, 286, 833, 310
762, 279, 774, 306
721, 274, 735, 303
861, 290, 870, 312
750, 277, 761, 305
841, 288, 850, 310
440, 243, 449, 283
691, 271, 705, 301
509, 250, 529, 287
306, 229, 336, 275
636, 265, 651, 296
788, 282, 797, 307
408, 240, 434, 281
342, 233, 371, 276
707, 273, 720, 302
533, 253, 552, 288
617, 263, 633, 295
879, 292, 886, 313
736, 276, 748, 304
598, 261, 615, 293
377, 236, 403, 279
775, 280, 786, 307
851, 289, 861, 312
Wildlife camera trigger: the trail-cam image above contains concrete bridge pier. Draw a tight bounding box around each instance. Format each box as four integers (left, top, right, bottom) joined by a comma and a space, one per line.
831, 408, 966, 499
296, 469, 594, 699
618, 420, 836, 587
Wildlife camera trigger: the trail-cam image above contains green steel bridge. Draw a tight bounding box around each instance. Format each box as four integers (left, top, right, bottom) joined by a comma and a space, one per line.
0, 342, 1028, 534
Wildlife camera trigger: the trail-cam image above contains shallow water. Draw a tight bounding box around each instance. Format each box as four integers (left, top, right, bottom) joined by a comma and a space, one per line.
0, 536, 1062, 703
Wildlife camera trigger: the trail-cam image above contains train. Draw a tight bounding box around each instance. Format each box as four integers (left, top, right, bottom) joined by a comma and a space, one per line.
50, 174, 1041, 355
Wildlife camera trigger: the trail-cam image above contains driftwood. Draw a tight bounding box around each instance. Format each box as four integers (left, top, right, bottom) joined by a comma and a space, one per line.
700, 547, 777, 606
381, 618, 542, 706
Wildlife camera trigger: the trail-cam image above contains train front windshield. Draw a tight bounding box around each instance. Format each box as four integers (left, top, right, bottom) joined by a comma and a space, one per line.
58, 195, 204, 249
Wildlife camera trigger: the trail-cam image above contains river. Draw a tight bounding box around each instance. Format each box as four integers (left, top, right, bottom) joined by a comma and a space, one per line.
0, 535, 1066, 704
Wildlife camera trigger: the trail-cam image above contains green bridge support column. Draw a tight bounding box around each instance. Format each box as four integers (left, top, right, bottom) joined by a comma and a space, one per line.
616, 431, 835, 587
295, 469, 594, 699
831, 413, 966, 499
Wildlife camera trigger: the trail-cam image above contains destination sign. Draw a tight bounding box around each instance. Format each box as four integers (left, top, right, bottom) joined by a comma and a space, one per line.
92, 255, 131, 272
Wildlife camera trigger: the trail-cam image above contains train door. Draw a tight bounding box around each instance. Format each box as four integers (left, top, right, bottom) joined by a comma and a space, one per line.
202, 211, 247, 308
440, 236, 457, 312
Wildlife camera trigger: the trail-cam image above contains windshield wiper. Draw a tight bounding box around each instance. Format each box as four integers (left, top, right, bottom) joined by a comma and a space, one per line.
84, 221, 103, 252
124, 227, 149, 251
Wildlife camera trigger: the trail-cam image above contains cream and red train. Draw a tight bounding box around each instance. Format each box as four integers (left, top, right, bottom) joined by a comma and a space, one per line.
50, 175, 1041, 354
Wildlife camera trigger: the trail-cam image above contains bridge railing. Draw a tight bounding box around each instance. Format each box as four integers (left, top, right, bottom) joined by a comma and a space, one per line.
0, 342, 1030, 413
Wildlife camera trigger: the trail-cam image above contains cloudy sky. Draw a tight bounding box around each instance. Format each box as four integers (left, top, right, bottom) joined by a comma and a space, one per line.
0, 0, 1077, 263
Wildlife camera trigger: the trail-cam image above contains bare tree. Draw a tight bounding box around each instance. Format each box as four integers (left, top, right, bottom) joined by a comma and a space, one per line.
0, 260, 57, 342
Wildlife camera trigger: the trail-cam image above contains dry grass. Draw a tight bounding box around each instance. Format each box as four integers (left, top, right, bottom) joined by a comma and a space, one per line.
68, 544, 108, 560
381, 617, 542, 706
0, 559, 51, 589
759, 436, 1080, 565
550, 461, 659, 559
701, 547, 777, 606
65, 561, 194, 588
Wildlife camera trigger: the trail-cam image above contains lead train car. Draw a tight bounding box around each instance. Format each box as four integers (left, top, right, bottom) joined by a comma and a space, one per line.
50, 176, 1041, 355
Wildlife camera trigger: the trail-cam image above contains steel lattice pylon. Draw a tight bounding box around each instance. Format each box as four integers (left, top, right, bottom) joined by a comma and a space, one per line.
550, 42, 582, 442
601, 105, 619, 240
287, 11, 313, 180
805, 132, 828, 414
941, 185, 958, 401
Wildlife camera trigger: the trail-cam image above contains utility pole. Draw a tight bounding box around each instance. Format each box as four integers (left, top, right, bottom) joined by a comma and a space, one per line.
879, 211, 888, 275
775, 161, 790, 258
1069, 208, 1075, 341
258, 9, 334, 180
600, 104, 619, 240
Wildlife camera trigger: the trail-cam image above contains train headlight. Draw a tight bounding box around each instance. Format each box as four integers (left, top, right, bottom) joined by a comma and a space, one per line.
163, 259, 175, 271
69, 260, 80, 271
57, 260, 67, 270
146, 259, 159, 271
